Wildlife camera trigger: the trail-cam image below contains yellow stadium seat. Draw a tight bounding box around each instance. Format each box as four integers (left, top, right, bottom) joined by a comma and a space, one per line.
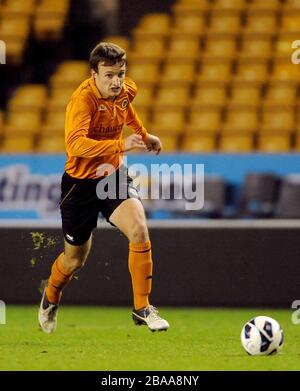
134, 13, 170, 35
36, 0, 70, 13
167, 34, 201, 60
208, 10, 242, 33
281, 11, 300, 33
271, 61, 300, 82
259, 126, 294, 136
34, 0, 70, 41
247, 0, 281, 11
129, 37, 166, 61
229, 83, 261, 105
2, 135, 35, 153
219, 134, 254, 152
198, 58, 232, 82
1, 0, 35, 17
36, 135, 65, 153
175, 0, 209, 4
205, 33, 237, 58
181, 135, 216, 152
159, 135, 179, 152
160, 60, 195, 85
102, 36, 130, 52
154, 86, 190, 108
1, 37, 26, 65
212, 0, 247, 10
49, 77, 83, 91
172, 0, 210, 15
171, 14, 206, 35
56, 60, 89, 74
0, 16, 29, 67
275, 33, 300, 58
34, 15, 66, 41
8, 84, 48, 112
222, 124, 257, 135
128, 61, 160, 85
177, 0, 210, 2
41, 111, 66, 135
222, 125, 257, 135
187, 108, 222, 134
261, 106, 295, 131
239, 33, 273, 59
4, 112, 41, 135
134, 107, 151, 128
293, 135, 300, 151
50, 61, 89, 88
245, 10, 278, 33
47, 88, 73, 111
258, 135, 291, 152
235, 59, 269, 83
12, 84, 47, 98
131, 86, 154, 109
284, 0, 300, 10
264, 82, 297, 105
297, 105, 300, 124
224, 106, 259, 131
151, 107, 185, 136
0, 17, 30, 39
192, 84, 227, 106
132, 29, 168, 41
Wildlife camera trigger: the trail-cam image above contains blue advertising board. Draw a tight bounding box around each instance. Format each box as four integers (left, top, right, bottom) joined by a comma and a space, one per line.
0, 153, 300, 219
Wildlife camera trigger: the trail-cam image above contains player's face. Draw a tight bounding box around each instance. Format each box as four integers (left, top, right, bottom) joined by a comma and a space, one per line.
93, 62, 126, 99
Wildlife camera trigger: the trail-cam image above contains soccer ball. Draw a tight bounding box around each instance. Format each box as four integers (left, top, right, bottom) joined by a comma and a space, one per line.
240, 316, 284, 355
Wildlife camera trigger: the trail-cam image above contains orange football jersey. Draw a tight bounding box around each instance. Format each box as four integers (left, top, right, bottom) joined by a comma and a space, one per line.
65, 76, 148, 179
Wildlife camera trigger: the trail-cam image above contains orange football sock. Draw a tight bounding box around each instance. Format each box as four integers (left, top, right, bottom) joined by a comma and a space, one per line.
45, 253, 73, 304
128, 241, 153, 310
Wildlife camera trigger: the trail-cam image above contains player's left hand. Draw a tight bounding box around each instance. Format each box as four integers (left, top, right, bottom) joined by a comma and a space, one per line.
144, 134, 162, 155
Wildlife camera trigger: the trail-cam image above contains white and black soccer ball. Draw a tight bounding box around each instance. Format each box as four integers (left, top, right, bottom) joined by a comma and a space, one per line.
240, 316, 284, 355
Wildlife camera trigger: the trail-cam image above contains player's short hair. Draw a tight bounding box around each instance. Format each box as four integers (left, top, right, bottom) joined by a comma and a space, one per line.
89, 42, 126, 72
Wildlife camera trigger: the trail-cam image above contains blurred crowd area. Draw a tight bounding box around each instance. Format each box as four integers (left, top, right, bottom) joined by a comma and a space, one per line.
143, 171, 300, 219
0, 0, 300, 153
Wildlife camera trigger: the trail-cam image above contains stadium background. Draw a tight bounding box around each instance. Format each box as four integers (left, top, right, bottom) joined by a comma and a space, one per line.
1, 0, 300, 308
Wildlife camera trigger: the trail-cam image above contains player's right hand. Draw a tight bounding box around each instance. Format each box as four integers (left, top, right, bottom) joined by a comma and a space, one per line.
124, 134, 147, 152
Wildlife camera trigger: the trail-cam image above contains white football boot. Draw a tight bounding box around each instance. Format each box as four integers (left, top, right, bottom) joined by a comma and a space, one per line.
132, 305, 169, 332
38, 288, 58, 334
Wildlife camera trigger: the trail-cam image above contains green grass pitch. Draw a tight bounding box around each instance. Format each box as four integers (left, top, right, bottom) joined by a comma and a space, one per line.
0, 306, 298, 371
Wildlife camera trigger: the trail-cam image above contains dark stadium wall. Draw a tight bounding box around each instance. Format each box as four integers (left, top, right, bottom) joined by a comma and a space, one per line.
1, 226, 300, 308
119, 0, 176, 35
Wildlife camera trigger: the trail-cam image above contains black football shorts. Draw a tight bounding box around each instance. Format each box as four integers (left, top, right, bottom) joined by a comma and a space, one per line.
60, 166, 140, 246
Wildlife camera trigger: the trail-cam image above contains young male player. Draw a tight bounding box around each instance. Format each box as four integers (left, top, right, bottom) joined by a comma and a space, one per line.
38, 42, 169, 333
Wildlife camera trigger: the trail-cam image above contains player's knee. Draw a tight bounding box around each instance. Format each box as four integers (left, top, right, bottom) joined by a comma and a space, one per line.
130, 220, 149, 243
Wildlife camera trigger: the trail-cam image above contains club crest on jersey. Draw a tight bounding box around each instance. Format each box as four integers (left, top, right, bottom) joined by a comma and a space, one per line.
98, 104, 107, 111
121, 98, 129, 109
